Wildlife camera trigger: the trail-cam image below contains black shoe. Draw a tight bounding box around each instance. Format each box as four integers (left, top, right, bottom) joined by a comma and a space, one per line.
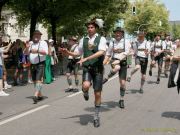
33, 96, 38, 104
139, 88, 144, 94
83, 91, 89, 101
156, 78, 160, 84
127, 77, 131, 82
13, 82, 18, 86
149, 70, 152, 76
119, 100, 125, 109
37, 96, 44, 101
73, 88, 79, 92
102, 78, 108, 84
165, 73, 168, 78
65, 88, 73, 92
93, 118, 100, 128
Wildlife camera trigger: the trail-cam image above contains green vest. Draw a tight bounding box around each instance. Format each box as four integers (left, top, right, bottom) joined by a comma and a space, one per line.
83, 35, 104, 67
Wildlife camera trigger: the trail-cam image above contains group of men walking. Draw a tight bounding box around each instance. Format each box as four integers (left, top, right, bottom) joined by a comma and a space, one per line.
60, 19, 178, 128
18, 18, 178, 128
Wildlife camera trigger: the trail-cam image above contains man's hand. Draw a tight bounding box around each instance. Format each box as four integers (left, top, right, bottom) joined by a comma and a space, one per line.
77, 58, 88, 66
144, 49, 149, 56
26, 42, 30, 48
31, 49, 38, 54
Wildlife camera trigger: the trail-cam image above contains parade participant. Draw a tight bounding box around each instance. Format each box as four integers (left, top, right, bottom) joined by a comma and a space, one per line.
163, 33, 173, 78
149, 34, 164, 84
0, 37, 12, 89
65, 36, 80, 92
49, 39, 58, 81
103, 27, 131, 108
168, 39, 180, 93
0, 39, 12, 96
127, 31, 151, 93
24, 30, 48, 104
13, 39, 25, 86
60, 18, 106, 127
44, 40, 52, 84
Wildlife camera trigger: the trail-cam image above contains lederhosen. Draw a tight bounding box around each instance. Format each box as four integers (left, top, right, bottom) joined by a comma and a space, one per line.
135, 41, 148, 74
67, 44, 80, 75
30, 43, 45, 82
82, 35, 104, 91
111, 40, 127, 80
153, 40, 164, 66
164, 41, 172, 62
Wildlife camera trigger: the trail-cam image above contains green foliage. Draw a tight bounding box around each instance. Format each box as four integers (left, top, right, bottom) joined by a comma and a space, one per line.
171, 23, 180, 39
124, 0, 170, 36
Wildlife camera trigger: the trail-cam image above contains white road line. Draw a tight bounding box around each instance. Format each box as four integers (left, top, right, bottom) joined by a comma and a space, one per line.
0, 105, 49, 126
67, 75, 119, 98
67, 91, 82, 98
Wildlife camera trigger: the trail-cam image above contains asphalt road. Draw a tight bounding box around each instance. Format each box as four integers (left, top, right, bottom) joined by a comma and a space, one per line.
0, 65, 180, 135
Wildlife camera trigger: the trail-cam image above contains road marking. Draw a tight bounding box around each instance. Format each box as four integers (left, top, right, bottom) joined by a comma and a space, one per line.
67, 91, 82, 98
0, 105, 49, 126
67, 75, 118, 98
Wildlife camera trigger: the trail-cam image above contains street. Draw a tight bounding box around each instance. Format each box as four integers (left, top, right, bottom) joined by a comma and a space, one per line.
0, 65, 180, 135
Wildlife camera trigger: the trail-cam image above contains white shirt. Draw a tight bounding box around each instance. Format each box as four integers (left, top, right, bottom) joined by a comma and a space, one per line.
162, 40, 173, 51
151, 40, 164, 53
106, 39, 130, 59
75, 33, 107, 56
50, 46, 58, 65
29, 40, 48, 64
68, 44, 81, 59
133, 40, 151, 58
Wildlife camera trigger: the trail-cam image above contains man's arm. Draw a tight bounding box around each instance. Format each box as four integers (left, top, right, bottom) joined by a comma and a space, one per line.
2, 42, 12, 53
77, 50, 105, 65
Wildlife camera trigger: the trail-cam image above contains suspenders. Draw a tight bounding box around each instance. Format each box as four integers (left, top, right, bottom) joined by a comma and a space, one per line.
112, 39, 125, 58
30, 42, 41, 63
154, 40, 163, 51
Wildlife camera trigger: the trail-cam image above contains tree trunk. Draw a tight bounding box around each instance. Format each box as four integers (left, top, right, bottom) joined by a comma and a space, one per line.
0, 5, 2, 20
30, 13, 38, 40
51, 17, 57, 45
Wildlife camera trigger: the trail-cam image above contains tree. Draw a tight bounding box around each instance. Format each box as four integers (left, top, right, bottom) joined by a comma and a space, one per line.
55, 0, 129, 37
0, 0, 9, 19
171, 23, 180, 39
9, 0, 47, 40
124, 0, 170, 39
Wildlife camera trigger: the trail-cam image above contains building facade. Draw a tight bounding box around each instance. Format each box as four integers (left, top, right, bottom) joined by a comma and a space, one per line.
0, 9, 48, 42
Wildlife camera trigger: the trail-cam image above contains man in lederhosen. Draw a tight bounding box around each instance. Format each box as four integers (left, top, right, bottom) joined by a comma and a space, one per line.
25, 30, 48, 104
103, 27, 131, 108
127, 31, 151, 93
149, 34, 164, 84
65, 36, 80, 92
60, 19, 106, 128
163, 33, 173, 78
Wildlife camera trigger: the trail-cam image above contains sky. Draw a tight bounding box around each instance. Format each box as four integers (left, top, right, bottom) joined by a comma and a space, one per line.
160, 0, 180, 21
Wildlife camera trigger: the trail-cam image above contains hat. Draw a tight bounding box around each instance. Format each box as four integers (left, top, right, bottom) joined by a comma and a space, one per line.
113, 27, 124, 33
69, 36, 78, 41
86, 18, 104, 28
49, 39, 54, 43
33, 30, 42, 35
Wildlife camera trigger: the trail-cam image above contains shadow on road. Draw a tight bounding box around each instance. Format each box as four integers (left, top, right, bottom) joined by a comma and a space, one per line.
147, 80, 157, 84
126, 89, 141, 94
61, 114, 94, 126
84, 101, 119, 113
0, 112, 2, 115
162, 112, 180, 120
4, 88, 14, 93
